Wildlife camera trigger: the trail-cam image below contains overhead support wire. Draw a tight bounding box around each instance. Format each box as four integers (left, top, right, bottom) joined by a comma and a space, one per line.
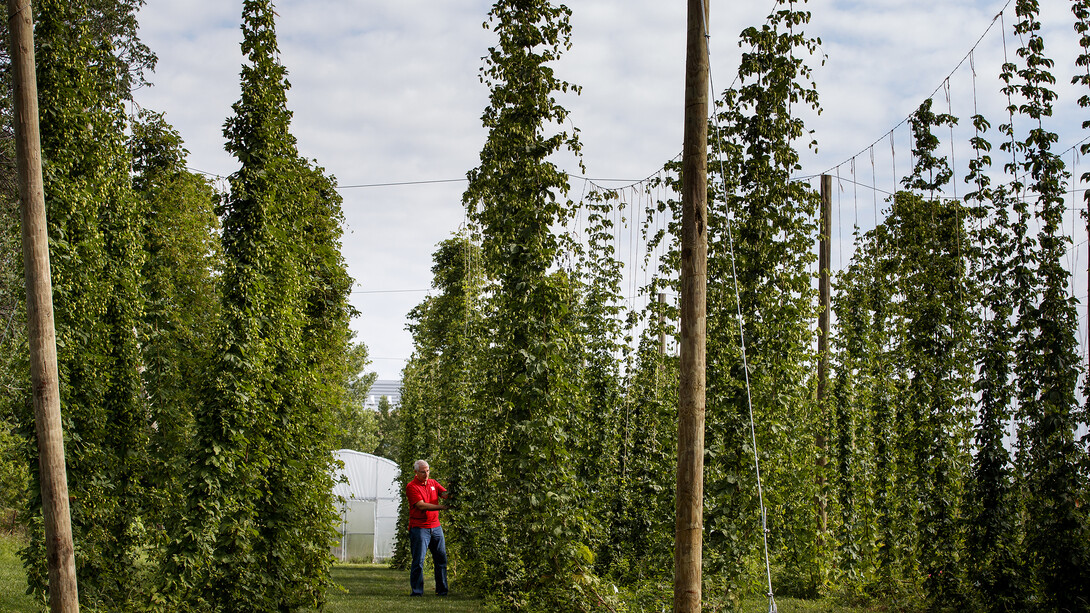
810, 0, 1012, 180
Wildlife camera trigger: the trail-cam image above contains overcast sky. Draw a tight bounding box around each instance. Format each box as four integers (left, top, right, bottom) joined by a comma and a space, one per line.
131, 0, 1087, 381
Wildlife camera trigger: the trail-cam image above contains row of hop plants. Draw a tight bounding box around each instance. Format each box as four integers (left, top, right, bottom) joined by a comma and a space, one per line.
394, 0, 1089, 611
1, 0, 1085, 611
2, 1, 359, 611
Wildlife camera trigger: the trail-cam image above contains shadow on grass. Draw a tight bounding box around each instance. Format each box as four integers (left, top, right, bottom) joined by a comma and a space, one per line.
327, 564, 483, 613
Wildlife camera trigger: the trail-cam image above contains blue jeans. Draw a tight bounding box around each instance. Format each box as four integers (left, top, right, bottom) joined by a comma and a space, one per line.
409, 526, 448, 595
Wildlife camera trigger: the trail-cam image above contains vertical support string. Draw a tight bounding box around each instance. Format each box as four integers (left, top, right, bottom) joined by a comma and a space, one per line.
890, 132, 898, 202
945, 78, 957, 200
871, 145, 878, 231
851, 157, 859, 232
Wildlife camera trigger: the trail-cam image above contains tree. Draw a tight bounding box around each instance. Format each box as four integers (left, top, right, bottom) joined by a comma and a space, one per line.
332, 341, 379, 453
373, 396, 398, 459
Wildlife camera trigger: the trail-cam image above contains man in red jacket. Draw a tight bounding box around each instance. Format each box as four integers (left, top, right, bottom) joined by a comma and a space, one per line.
405, 459, 450, 596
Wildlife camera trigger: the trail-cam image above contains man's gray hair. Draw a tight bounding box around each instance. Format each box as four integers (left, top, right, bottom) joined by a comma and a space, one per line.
414, 459, 429, 472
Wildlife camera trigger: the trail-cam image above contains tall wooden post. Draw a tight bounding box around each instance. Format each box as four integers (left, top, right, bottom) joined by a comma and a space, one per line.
7, 1, 80, 610
674, 0, 708, 610
816, 175, 832, 540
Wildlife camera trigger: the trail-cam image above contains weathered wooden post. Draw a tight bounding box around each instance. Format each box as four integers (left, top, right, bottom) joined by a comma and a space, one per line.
674, 0, 708, 610
7, 0, 80, 610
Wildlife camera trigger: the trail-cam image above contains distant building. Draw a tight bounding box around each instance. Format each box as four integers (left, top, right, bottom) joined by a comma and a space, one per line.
364, 379, 402, 410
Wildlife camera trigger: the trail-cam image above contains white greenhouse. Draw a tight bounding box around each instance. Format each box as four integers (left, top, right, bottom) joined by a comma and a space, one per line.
331, 449, 401, 563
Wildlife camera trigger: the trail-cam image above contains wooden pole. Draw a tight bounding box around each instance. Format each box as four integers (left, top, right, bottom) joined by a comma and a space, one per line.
674, 0, 708, 609
816, 175, 832, 540
7, 1, 80, 610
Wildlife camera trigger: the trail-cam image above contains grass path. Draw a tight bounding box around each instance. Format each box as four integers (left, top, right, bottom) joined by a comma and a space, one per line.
1, 533, 484, 613
327, 564, 483, 612
2, 534, 870, 612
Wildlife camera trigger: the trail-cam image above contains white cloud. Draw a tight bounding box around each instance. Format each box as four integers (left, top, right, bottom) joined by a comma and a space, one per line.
134, 0, 1090, 379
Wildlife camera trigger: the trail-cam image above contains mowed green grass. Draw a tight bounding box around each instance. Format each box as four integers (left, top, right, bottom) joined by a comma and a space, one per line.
0, 532, 41, 613
0, 533, 483, 613
327, 564, 483, 613
0, 533, 870, 613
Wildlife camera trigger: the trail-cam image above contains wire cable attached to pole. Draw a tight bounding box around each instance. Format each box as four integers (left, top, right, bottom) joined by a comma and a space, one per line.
699, 1, 777, 611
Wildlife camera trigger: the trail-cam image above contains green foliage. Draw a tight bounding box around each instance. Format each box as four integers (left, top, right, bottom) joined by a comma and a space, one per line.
0, 423, 28, 531
608, 324, 678, 588
332, 342, 380, 454
11, 1, 1090, 611
1003, 2, 1090, 609
373, 396, 398, 460
828, 236, 881, 597
393, 235, 483, 572
828, 8, 1089, 610
832, 206, 959, 606
833, 122, 977, 610
396, 1, 826, 606
695, 0, 822, 601
456, 1, 606, 609
568, 190, 628, 578
131, 110, 222, 569
899, 104, 976, 609
0, 37, 26, 537
1071, 2, 1090, 590
160, 1, 353, 610
903, 99, 958, 194
961, 80, 1026, 613
23, 1, 150, 608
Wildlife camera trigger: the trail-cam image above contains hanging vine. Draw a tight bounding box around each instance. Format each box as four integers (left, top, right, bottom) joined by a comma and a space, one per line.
393, 234, 485, 574
23, 0, 148, 607
1003, 2, 1090, 609
961, 72, 1027, 613
161, 2, 353, 609
898, 100, 976, 609
459, 1, 607, 609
